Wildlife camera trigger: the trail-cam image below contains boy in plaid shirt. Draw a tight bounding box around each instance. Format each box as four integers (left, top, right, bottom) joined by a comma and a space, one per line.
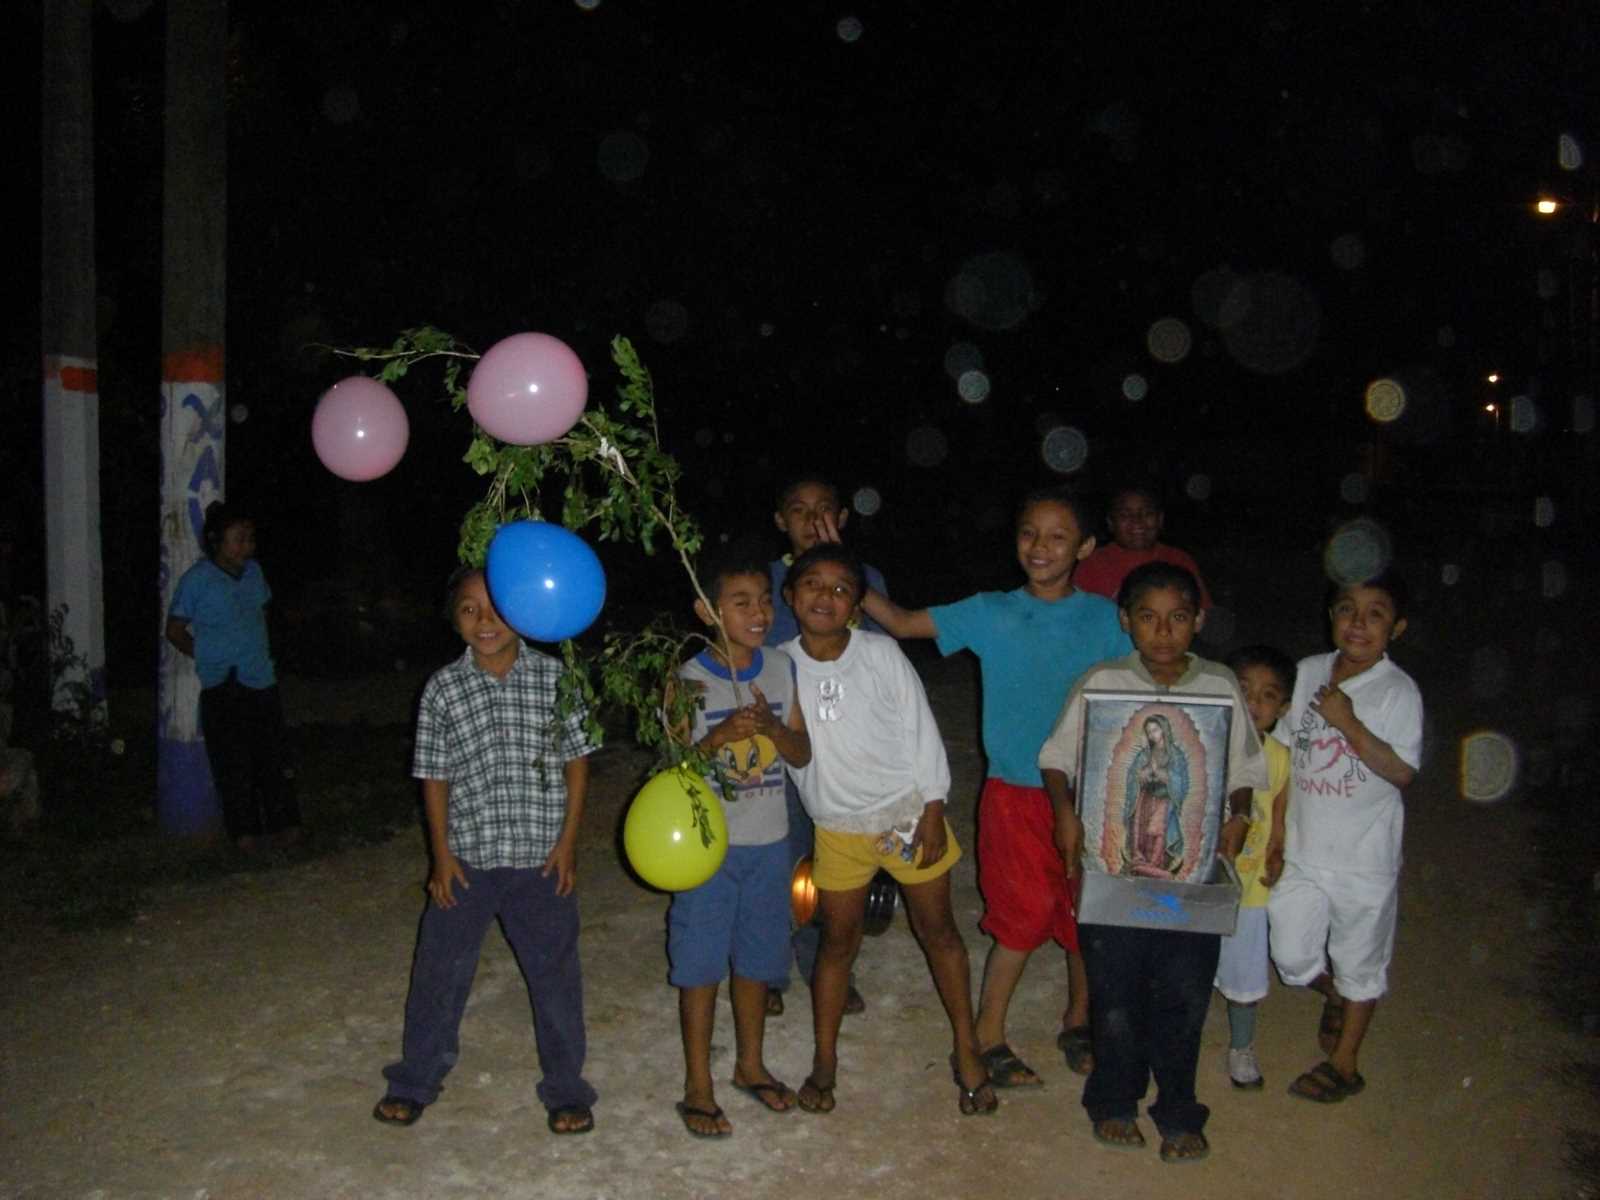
374, 567, 600, 1134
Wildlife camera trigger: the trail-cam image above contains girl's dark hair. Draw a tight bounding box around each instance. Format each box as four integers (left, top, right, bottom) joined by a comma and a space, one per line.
201, 500, 251, 557
784, 543, 866, 598
1224, 644, 1297, 696
1117, 561, 1202, 612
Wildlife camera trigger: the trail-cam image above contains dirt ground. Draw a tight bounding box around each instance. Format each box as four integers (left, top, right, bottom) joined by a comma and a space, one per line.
3, 657, 1592, 1200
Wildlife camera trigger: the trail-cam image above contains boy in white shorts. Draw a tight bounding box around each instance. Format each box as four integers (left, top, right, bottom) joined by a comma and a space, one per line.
1267, 571, 1423, 1103
1214, 646, 1294, 1089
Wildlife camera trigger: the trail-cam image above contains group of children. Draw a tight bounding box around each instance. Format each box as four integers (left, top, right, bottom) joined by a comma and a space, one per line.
362, 472, 1423, 1164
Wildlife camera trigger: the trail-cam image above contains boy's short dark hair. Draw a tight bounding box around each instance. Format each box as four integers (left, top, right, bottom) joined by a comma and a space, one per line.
442, 564, 485, 622
696, 537, 772, 605
1327, 568, 1410, 621
1224, 644, 1297, 696
774, 472, 841, 511
1017, 485, 1095, 534
1107, 482, 1164, 514
1118, 561, 1202, 612
784, 543, 866, 598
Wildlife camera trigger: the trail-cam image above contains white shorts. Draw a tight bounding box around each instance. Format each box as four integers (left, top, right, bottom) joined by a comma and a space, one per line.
1215, 905, 1270, 1004
1266, 861, 1398, 1002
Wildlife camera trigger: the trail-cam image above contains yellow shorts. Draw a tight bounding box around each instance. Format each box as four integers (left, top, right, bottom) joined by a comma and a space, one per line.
812, 820, 962, 891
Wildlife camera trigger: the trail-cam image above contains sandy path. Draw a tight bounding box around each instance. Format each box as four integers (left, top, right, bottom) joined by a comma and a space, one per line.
1, 658, 1587, 1199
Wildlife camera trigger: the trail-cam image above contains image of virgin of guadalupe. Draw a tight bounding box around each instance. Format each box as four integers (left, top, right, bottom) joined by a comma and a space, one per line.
1122, 713, 1188, 878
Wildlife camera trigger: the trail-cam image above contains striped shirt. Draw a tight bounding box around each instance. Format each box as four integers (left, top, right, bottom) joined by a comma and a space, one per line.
412, 643, 599, 869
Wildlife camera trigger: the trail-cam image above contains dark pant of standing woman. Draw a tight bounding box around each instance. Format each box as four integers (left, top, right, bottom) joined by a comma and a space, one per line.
200, 674, 299, 840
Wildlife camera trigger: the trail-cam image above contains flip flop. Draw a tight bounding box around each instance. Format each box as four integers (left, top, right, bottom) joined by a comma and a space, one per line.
1091, 1117, 1146, 1150
949, 1053, 999, 1116
1288, 1061, 1366, 1103
674, 1101, 730, 1138
1159, 1131, 1210, 1164
731, 1078, 797, 1113
979, 1042, 1044, 1088
1057, 1025, 1094, 1076
372, 1095, 426, 1127
547, 1104, 595, 1135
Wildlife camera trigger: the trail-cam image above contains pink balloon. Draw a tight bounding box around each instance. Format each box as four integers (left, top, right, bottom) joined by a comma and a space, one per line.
311, 376, 409, 481
466, 333, 588, 445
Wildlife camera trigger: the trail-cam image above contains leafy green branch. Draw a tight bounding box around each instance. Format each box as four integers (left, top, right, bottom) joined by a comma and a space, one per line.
333, 328, 741, 826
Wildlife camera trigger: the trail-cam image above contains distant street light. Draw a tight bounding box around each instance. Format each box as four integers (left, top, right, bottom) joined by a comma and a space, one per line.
1486, 372, 1500, 383
1536, 197, 1561, 215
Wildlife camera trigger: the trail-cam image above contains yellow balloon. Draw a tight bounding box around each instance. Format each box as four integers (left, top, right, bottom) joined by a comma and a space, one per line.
623, 767, 728, 891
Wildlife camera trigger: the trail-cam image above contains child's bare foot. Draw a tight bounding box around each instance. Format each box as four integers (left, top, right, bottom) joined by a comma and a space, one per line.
730, 1070, 796, 1113
796, 1073, 836, 1114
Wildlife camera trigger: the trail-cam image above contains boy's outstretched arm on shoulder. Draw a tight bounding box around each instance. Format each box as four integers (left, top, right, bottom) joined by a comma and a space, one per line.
1041, 767, 1083, 879
1312, 685, 1417, 788
858, 591, 937, 639
544, 756, 589, 896
744, 683, 811, 767
423, 778, 469, 909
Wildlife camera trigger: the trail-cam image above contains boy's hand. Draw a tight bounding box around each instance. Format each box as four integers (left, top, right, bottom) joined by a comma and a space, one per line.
1053, 809, 1084, 879
1310, 683, 1357, 735
543, 839, 578, 896
814, 509, 844, 545
428, 852, 469, 909
705, 707, 760, 749
1262, 838, 1285, 887
744, 684, 779, 736
911, 800, 947, 867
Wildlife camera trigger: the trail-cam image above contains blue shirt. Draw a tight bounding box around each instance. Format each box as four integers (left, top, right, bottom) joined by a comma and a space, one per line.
168, 558, 276, 688
766, 556, 888, 647
930, 587, 1131, 787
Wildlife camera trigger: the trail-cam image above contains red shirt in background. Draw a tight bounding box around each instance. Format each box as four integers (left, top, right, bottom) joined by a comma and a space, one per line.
1073, 542, 1212, 610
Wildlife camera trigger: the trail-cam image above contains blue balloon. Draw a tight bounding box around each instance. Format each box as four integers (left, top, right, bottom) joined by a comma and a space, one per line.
485, 520, 606, 642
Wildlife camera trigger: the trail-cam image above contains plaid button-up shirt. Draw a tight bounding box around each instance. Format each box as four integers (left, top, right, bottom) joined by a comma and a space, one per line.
412, 643, 599, 869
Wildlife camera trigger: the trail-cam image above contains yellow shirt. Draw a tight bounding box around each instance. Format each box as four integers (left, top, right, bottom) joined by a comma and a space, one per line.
1234, 737, 1290, 908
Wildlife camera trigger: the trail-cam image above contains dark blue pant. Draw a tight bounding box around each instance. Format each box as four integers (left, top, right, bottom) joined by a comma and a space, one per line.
1079, 923, 1220, 1136
200, 678, 299, 840
383, 863, 597, 1112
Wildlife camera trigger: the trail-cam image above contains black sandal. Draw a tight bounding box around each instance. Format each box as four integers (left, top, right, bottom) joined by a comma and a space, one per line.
372, 1095, 426, 1127
949, 1053, 998, 1116
547, 1104, 595, 1135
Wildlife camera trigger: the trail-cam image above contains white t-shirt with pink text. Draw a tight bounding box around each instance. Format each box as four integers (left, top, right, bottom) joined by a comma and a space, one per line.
1276, 651, 1423, 879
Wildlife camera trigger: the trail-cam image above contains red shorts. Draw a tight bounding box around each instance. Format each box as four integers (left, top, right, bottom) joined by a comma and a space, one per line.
976, 778, 1079, 953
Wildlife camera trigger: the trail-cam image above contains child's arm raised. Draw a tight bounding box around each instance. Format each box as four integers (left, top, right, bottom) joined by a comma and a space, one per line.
1311, 685, 1417, 788
857, 591, 937, 640
543, 756, 588, 897
423, 778, 469, 909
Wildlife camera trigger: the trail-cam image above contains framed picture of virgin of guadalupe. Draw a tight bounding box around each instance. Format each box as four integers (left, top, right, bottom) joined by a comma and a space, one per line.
1074, 691, 1234, 886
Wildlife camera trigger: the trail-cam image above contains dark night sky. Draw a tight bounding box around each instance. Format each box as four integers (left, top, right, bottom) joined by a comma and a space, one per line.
15, 0, 1599, 675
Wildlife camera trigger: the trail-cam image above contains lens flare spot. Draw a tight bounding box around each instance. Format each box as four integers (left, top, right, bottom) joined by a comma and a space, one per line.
1322, 518, 1392, 585
1559, 133, 1584, 171
1363, 378, 1406, 423
1534, 496, 1555, 528
1339, 473, 1368, 504
1330, 234, 1366, 271
905, 425, 949, 468
1441, 563, 1460, 586
1146, 318, 1192, 364
836, 15, 864, 42
1508, 395, 1539, 434
1459, 730, 1518, 804
957, 369, 991, 404
1184, 474, 1212, 501
852, 486, 882, 516
1541, 560, 1567, 598
229, 404, 249, 425
1121, 373, 1149, 402
1040, 425, 1089, 475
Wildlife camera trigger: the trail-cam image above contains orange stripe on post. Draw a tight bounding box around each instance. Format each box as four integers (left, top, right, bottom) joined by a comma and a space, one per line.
59, 365, 99, 392
162, 347, 225, 383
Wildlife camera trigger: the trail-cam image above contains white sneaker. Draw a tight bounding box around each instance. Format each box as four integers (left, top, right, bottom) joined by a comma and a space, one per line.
1228, 1047, 1264, 1090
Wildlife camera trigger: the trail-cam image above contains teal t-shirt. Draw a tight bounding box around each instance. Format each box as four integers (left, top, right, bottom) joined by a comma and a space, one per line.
930, 588, 1131, 787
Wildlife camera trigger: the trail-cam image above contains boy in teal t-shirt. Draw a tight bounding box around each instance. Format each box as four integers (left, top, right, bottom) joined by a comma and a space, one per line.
849, 487, 1130, 1085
